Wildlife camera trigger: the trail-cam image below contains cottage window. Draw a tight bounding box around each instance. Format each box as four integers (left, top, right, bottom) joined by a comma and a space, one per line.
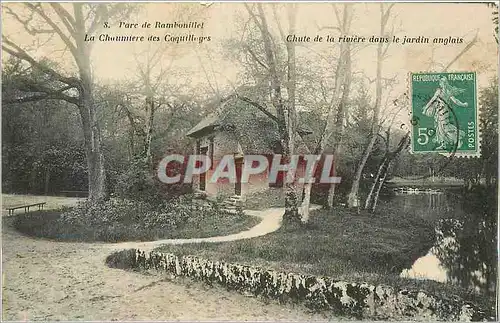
196, 140, 201, 154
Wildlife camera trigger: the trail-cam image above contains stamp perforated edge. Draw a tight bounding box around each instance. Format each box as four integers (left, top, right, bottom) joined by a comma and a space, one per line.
407, 70, 482, 158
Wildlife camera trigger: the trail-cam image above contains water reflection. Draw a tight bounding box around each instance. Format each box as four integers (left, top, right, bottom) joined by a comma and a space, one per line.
397, 187, 497, 296
387, 188, 463, 220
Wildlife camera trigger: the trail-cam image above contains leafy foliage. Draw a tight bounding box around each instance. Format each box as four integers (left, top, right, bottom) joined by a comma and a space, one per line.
487, 2, 499, 43
2, 58, 87, 194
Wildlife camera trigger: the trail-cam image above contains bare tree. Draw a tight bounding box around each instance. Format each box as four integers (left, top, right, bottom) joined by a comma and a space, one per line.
365, 129, 410, 212
2, 3, 135, 201
131, 4, 206, 169
242, 3, 302, 224
364, 95, 410, 212
132, 45, 172, 169
298, 3, 354, 222
347, 3, 394, 208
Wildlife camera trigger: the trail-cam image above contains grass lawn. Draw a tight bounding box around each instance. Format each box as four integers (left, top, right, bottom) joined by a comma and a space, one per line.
9, 196, 260, 242
12, 210, 261, 242
244, 188, 285, 210
156, 205, 491, 308
2, 194, 84, 212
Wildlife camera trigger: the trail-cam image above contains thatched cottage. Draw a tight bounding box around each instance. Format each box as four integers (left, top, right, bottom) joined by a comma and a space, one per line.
186, 96, 313, 200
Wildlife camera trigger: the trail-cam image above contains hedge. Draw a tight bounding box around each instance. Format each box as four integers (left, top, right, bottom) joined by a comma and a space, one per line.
106, 249, 491, 321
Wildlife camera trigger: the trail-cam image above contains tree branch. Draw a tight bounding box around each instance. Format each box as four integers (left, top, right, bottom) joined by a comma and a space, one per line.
443, 30, 479, 71
272, 5, 286, 41
244, 45, 269, 69
377, 132, 388, 148
16, 77, 74, 93
3, 83, 79, 105
2, 37, 80, 88
332, 4, 342, 27
236, 94, 280, 124
88, 4, 108, 35
24, 3, 78, 58
244, 3, 264, 33
49, 3, 77, 37
4, 6, 53, 35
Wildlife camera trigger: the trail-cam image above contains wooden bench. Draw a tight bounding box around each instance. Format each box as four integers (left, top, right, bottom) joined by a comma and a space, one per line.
6, 202, 46, 216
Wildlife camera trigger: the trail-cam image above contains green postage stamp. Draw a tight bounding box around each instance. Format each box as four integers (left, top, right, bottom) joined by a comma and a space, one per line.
410, 72, 479, 156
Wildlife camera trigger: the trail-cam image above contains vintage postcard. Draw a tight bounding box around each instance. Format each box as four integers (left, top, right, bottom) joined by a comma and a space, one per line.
1, 1, 498, 322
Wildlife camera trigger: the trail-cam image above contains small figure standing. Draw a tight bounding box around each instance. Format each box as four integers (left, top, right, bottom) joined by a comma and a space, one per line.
422, 77, 468, 150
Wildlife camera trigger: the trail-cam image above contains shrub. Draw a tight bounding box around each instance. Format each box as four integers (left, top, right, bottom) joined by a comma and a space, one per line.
114, 158, 192, 204
60, 197, 205, 231
114, 160, 163, 203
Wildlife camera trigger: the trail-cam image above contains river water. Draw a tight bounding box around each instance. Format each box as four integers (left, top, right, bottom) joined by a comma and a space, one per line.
390, 187, 497, 296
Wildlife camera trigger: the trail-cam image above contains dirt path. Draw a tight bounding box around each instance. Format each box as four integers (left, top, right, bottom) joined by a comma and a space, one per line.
104, 208, 283, 252
103, 205, 321, 252
2, 205, 337, 321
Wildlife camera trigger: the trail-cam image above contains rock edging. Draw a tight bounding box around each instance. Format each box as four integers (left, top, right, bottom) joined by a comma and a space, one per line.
106, 249, 490, 321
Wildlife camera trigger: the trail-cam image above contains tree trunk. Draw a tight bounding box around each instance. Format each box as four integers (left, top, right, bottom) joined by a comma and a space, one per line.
347, 4, 389, 208
326, 181, 336, 208
370, 159, 392, 212
347, 134, 377, 207
77, 64, 107, 202
284, 6, 301, 225
366, 132, 409, 211
364, 155, 388, 209
299, 156, 318, 222
284, 183, 300, 225
283, 10, 301, 223
282, 129, 300, 224
1, 3, 127, 202
44, 166, 50, 196
364, 128, 391, 210
79, 96, 107, 201
298, 4, 354, 214
142, 97, 155, 169
251, 4, 300, 224
300, 182, 313, 222
124, 108, 136, 160
73, 4, 107, 202
326, 40, 352, 209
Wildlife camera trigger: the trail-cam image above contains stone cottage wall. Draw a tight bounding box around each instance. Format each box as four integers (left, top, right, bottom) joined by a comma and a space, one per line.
106, 249, 491, 321
196, 131, 274, 199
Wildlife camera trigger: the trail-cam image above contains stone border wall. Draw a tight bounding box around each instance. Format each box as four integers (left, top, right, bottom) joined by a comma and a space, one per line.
106, 249, 491, 321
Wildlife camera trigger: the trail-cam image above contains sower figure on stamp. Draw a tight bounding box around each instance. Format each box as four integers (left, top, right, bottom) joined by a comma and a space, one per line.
422, 77, 468, 150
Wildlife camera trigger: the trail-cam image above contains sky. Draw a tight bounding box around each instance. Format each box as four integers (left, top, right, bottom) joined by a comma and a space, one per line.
2, 2, 498, 125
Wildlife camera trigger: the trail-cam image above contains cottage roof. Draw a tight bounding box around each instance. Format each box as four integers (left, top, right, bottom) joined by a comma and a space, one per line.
185, 112, 220, 137
186, 96, 313, 141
